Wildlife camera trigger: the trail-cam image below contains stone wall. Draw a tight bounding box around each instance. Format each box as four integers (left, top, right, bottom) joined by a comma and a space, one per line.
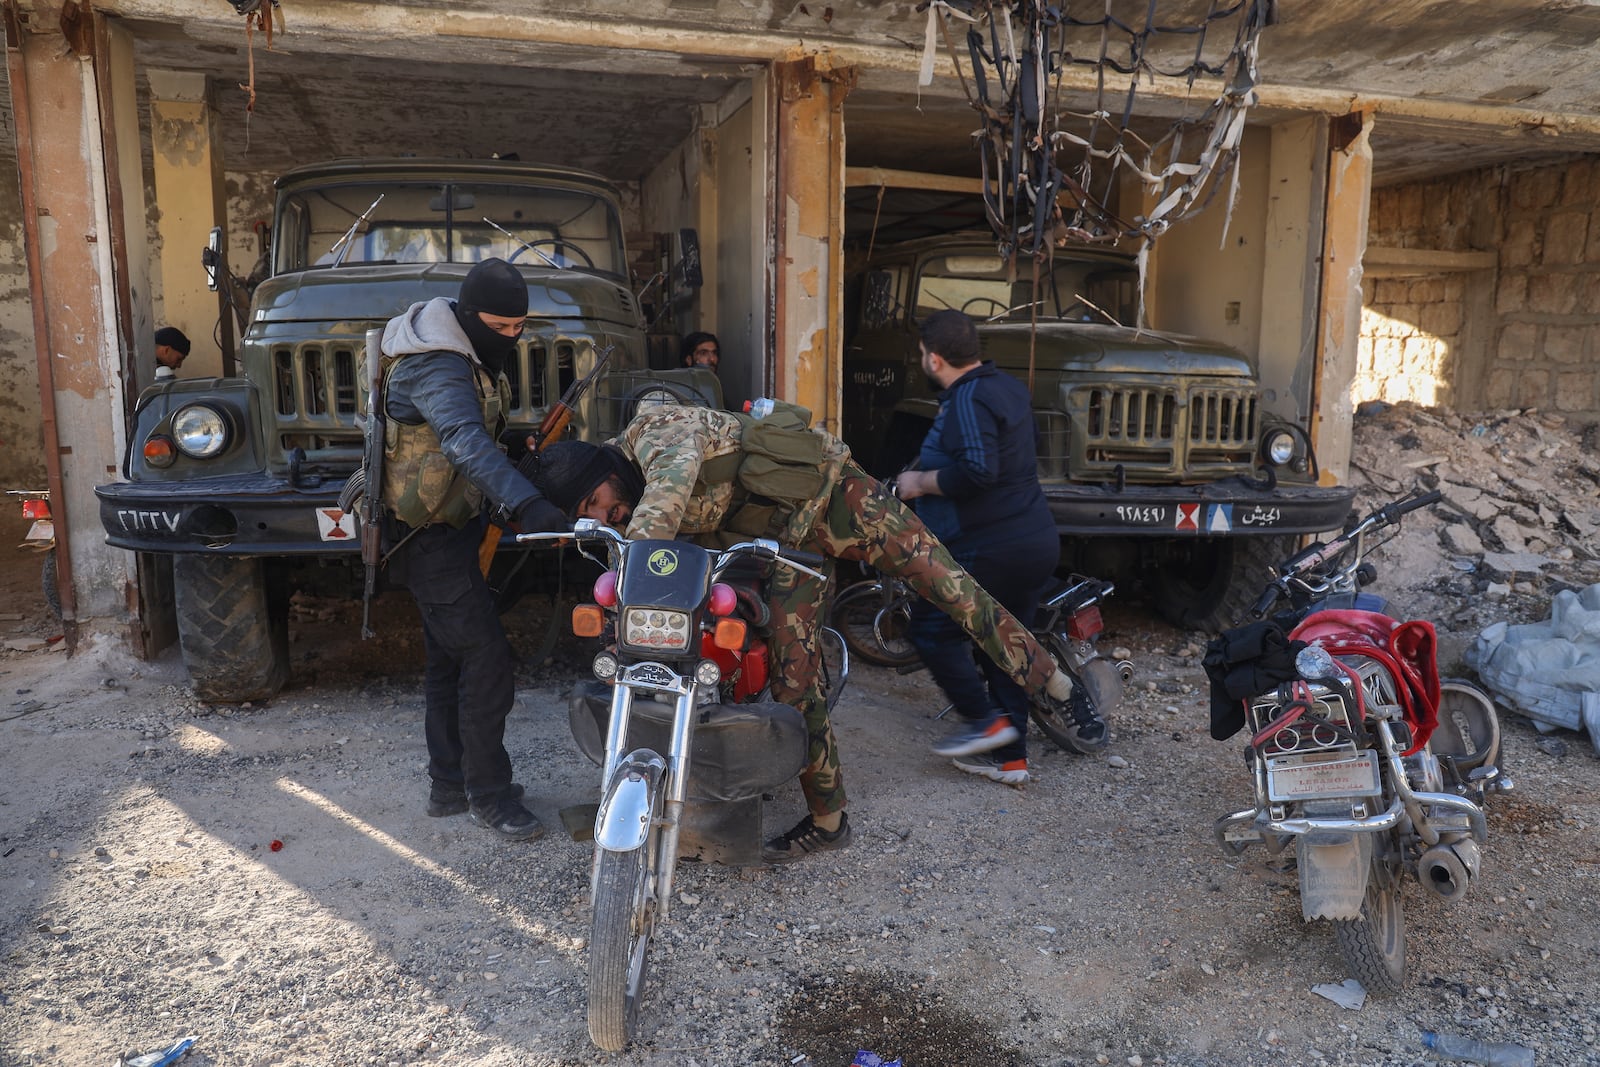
1362, 156, 1600, 417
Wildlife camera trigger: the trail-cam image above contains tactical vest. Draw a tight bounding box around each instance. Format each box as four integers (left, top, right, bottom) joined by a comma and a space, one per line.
698, 401, 846, 545
378, 350, 509, 529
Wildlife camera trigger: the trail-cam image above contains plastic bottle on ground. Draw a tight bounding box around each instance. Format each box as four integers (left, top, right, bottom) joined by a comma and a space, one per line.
1420, 1029, 1535, 1067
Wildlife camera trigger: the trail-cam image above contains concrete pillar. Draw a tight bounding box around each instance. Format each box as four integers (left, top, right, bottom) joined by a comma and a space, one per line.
148, 69, 232, 378
1258, 116, 1328, 424
1311, 112, 1373, 486
6, 1, 137, 639
772, 54, 854, 435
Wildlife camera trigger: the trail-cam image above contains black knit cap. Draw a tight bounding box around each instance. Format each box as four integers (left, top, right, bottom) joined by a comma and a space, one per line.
457, 257, 529, 318
154, 326, 191, 356
534, 441, 614, 518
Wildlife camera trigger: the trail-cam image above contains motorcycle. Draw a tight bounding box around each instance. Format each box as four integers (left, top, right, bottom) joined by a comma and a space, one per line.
1207, 489, 1510, 992
8, 490, 58, 617
516, 519, 837, 1052
829, 568, 1130, 753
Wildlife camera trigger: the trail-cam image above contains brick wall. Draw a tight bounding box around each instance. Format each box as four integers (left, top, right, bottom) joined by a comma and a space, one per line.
1362, 157, 1600, 416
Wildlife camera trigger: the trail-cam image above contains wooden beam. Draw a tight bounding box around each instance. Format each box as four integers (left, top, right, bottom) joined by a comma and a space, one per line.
844, 166, 982, 194
1363, 246, 1497, 277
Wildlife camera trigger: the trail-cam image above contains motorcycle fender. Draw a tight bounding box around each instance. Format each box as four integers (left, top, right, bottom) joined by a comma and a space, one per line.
1296, 833, 1372, 922
594, 755, 663, 854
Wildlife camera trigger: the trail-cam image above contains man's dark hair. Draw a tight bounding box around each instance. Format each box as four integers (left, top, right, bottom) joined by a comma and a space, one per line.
154, 326, 191, 356
681, 331, 719, 365
918, 310, 980, 367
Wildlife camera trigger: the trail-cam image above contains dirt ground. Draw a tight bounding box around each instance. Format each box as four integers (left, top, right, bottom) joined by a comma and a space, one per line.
3, 407, 1600, 1067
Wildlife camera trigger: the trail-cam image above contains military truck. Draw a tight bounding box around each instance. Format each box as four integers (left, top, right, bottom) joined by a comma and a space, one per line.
842, 233, 1355, 631
97, 158, 716, 701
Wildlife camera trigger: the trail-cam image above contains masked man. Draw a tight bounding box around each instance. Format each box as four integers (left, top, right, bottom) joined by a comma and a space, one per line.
530, 404, 1078, 863
379, 257, 568, 841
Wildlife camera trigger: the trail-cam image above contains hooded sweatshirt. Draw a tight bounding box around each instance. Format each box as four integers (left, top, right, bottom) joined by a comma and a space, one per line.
381, 297, 537, 519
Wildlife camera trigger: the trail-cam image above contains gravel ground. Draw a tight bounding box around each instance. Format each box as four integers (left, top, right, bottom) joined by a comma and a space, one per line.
3, 407, 1600, 1067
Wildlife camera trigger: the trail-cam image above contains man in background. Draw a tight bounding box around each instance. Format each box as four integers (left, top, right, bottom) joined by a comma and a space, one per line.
154, 327, 191, 380
681, 331, 720, 372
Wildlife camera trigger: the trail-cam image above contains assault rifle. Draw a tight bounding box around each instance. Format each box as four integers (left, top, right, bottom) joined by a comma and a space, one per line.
356, 327, 386, 638
477, 342, 615, 575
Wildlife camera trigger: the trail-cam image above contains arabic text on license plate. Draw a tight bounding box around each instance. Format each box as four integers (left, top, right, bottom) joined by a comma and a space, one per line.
1266, 751, 1382, 802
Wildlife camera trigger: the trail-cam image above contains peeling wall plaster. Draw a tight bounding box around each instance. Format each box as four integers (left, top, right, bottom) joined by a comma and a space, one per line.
0, 70, 46, 489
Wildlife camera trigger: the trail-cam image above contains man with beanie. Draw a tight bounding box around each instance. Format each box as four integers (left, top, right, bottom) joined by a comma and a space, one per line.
532, 406, 1079, 864
895, 310, 1105, 786
154, 327, 191, 380
379, 257, 569, 841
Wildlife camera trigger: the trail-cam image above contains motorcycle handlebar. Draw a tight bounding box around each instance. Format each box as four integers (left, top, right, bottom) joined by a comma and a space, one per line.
1390, 488, 1443, 517
1249, 584, 1282, 619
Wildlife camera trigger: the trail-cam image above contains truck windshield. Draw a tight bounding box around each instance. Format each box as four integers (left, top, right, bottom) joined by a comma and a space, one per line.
273, 181, 627, 278
915, 252, 1140, 325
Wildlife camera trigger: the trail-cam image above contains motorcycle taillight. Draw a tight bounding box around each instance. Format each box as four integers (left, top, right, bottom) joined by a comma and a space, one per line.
1067, 605, 1103, 641
21, 499, 49, 520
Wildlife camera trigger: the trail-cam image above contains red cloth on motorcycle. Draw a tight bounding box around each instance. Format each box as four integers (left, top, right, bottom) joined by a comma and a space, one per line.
1289, 609, 1440, 753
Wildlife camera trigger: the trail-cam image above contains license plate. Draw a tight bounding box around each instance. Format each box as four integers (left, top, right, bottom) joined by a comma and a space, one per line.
1266, 751, 1382, 802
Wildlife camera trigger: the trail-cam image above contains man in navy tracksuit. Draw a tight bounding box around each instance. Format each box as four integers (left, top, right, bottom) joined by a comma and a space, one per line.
894, 310, 1106, 782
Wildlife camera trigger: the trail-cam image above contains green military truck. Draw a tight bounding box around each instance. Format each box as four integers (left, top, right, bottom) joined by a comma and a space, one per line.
842, 233, 1356, 631
97, 158, 715, 701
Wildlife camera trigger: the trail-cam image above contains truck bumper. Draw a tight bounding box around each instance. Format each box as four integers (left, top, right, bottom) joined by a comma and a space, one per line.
1044, 479, 1357, 537
96, 475, 359, 555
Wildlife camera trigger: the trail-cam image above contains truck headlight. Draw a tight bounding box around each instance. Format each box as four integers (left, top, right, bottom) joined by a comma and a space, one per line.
171, 405, 230, 458
1262, 428, 1297, 467
622, 608, 691, 652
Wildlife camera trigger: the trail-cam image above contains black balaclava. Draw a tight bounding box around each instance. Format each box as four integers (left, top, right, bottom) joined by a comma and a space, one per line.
453, 257, 528, 374
532, 441, 645, 518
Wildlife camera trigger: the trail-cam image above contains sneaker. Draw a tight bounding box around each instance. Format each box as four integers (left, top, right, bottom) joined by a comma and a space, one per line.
951, 753, 1030, 785
428, 781, 524, 818
762, 813, 852, 864
1056, 686, 1109, 755
931, 714, 1021, 758
469, 795, 546, 841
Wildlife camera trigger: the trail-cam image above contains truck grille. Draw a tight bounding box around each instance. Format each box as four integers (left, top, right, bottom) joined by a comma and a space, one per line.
269, 336, 577, 459
1081, 386, 1176, 467
1188, 387, 1257, 466
1065, 382, 1260, 478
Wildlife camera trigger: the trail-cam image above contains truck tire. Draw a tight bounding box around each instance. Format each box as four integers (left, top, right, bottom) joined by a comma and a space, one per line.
1150, 534, 1295, 633
173, 554, 290, 702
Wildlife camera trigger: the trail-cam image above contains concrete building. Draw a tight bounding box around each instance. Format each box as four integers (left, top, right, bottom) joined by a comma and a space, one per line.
3, 0, 1599, 655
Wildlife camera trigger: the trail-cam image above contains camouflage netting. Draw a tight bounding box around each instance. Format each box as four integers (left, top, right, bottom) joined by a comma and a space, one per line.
921, 0, 1277, 259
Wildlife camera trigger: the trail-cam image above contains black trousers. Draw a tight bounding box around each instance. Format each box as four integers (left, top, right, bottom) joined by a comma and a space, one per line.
908, 525, 1059, 762
394, 517, 516, 802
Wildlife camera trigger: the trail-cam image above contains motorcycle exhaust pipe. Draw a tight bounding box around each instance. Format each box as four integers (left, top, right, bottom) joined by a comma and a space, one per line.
1418, 839, 1481, 904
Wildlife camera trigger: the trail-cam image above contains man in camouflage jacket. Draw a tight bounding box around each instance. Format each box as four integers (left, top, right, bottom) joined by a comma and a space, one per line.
533, 405, 1077, 862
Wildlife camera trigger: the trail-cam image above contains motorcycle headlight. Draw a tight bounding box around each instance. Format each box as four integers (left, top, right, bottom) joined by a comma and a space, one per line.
622, 608, 691, 652
171, 404, 230, 459
1295, 645, 1340, 681
694, 659, 722, 687
1262, 428, 1297, 467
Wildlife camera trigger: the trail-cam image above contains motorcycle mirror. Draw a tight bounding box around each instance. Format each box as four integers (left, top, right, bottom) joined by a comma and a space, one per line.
204, 226, 223, 292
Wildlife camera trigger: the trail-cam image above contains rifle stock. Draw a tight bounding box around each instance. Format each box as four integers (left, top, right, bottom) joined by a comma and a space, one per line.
477, 343, 615, 576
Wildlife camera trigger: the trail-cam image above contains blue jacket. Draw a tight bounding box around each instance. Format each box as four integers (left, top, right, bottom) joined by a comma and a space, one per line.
914, 361, 1053, 546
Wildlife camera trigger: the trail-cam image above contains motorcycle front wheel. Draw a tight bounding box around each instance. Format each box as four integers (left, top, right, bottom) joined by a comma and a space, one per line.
587, 843, 657, 1051
1332, 874, 1406, 993
830, 580, 920, 669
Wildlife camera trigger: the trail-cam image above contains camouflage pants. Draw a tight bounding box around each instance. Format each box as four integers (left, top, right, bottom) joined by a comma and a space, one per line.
765, 462, 1060, 817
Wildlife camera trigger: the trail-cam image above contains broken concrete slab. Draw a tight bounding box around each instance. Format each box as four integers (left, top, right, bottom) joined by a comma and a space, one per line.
1440, 524, 1485, 555
1479, 551, 1554, 581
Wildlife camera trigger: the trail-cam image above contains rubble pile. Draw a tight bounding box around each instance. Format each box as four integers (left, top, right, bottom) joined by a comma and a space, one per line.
1345, 401, 1600, 658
